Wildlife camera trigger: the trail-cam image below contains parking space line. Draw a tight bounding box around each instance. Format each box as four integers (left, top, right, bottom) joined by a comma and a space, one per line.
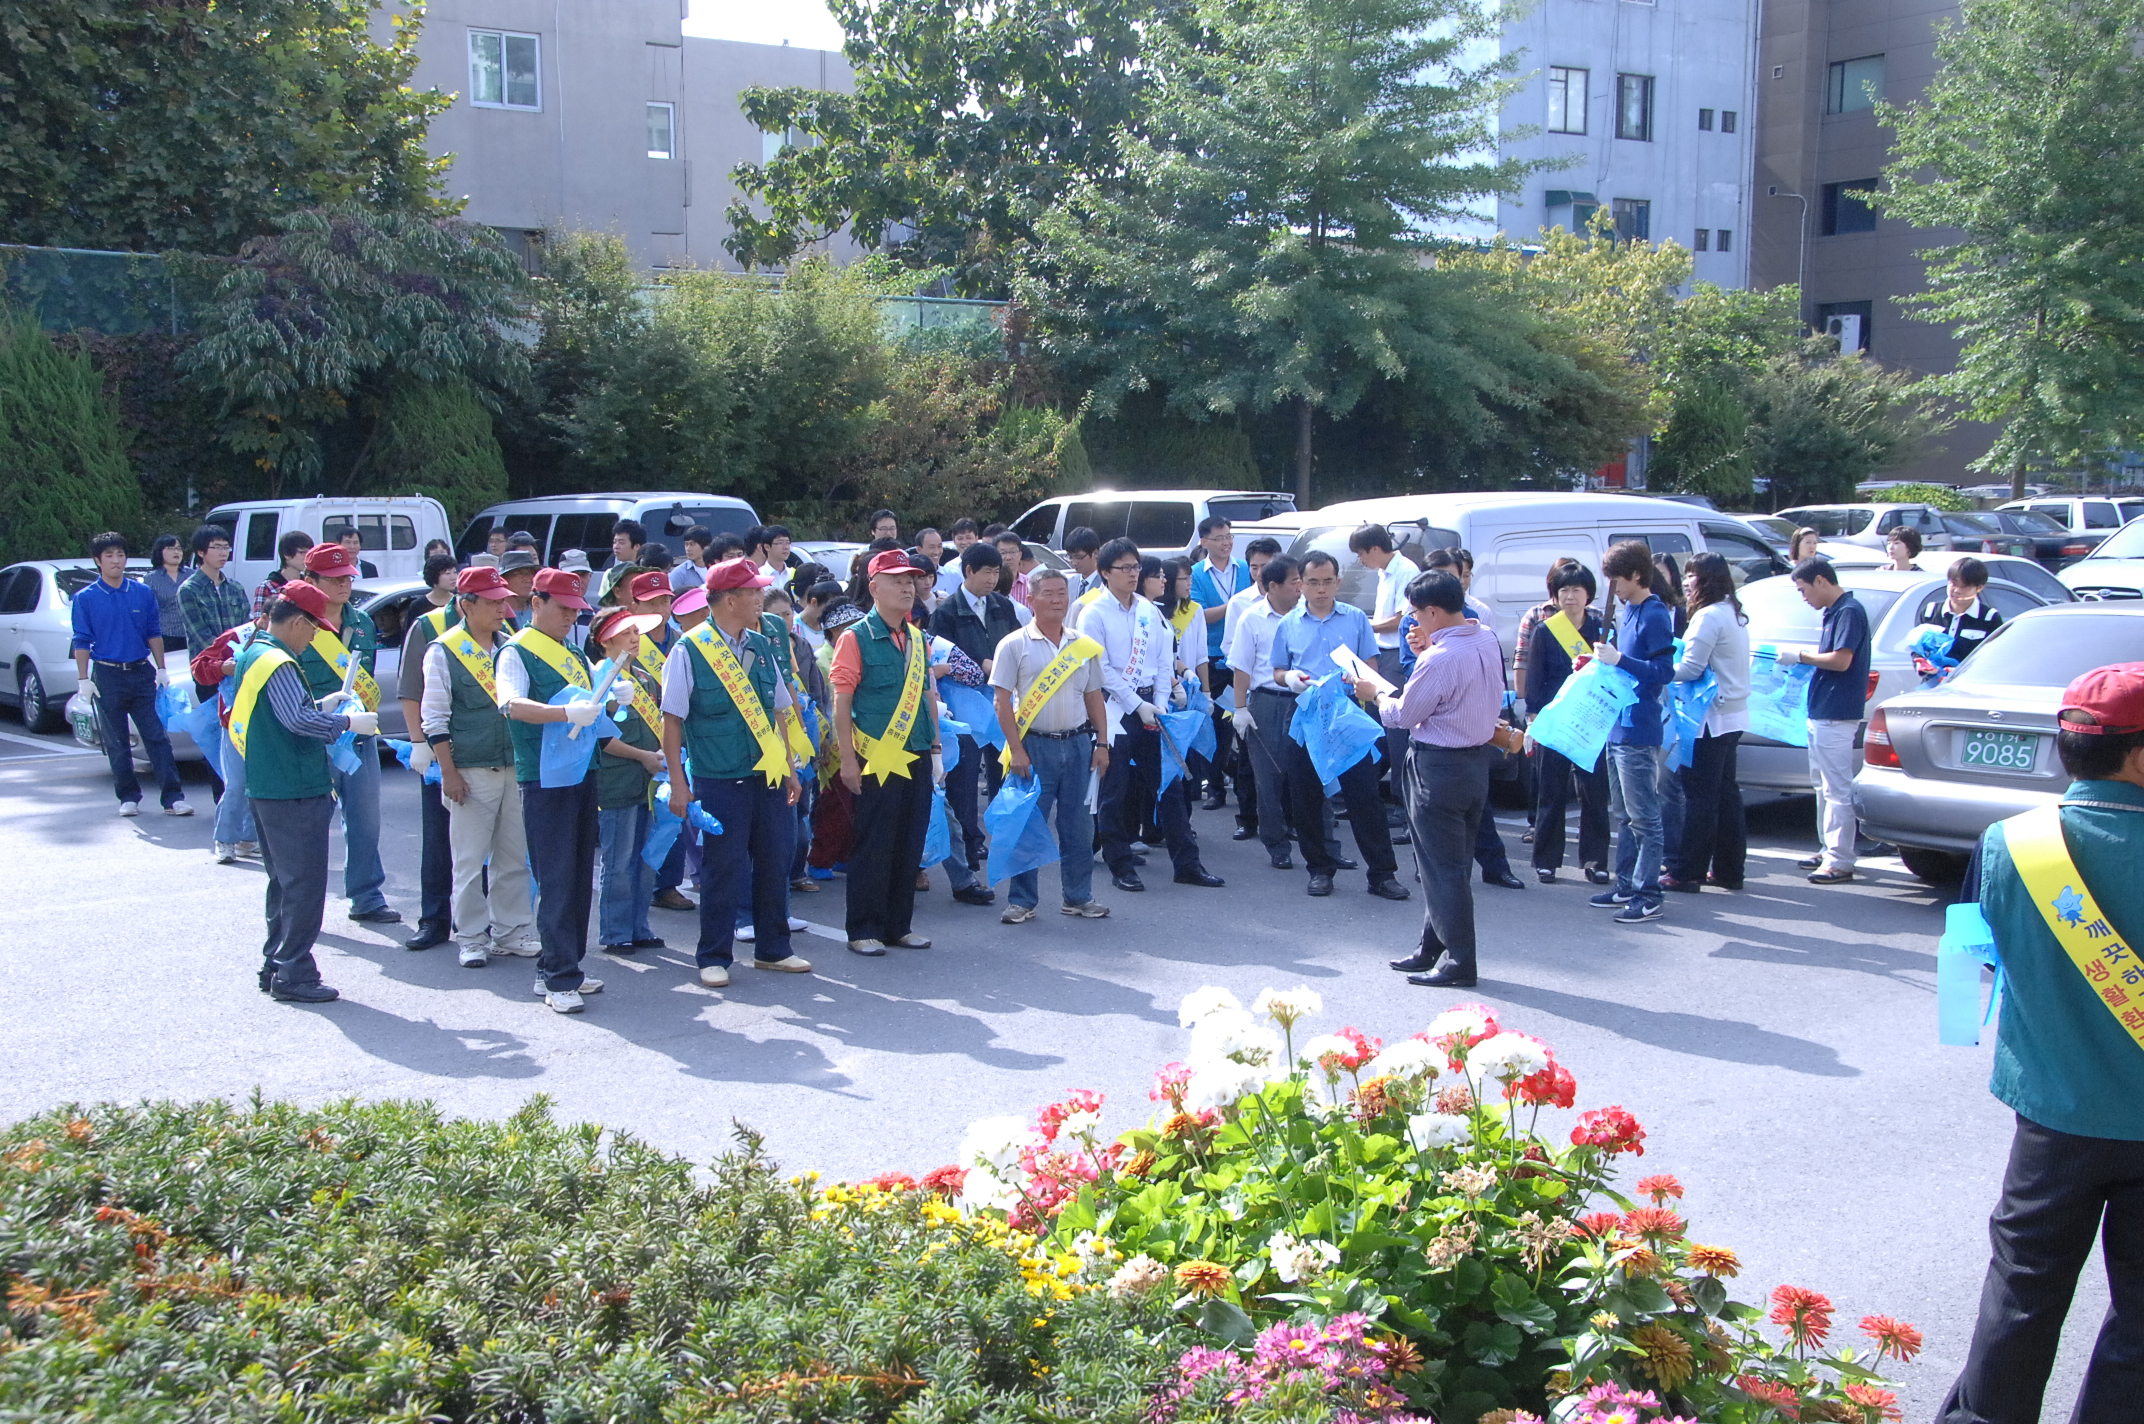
0, 728, 94, 756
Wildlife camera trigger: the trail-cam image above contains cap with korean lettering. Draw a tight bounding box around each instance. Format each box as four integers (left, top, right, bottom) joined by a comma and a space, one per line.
303, 543, 361, 579
455, 566, 514, 600
703, 557, 774, 592
532, 567, 591, 610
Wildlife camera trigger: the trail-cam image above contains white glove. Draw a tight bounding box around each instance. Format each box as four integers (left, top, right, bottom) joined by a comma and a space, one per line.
1279, 669, 1311, 692
410, 741, 435, 774
79, 676, 99, 702
317, 689, 353, 712
1135, 700, 1160, 728
563, 699, 602, 727
1596, 642, 1622, 667
153, 665, 169, 688
1233, 707, 1256, 734
345, 710, 380, 736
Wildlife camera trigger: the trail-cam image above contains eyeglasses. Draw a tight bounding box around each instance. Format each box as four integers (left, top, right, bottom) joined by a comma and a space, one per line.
1107, 562, 1141, 574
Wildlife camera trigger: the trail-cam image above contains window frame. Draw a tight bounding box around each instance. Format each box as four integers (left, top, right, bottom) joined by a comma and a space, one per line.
1820, 179, 1880, 236
1715, 228, 1733, 253
1611, 197, 1652, 243
1698, 108, 1715, 131
1720, 109, 1738, 133
646, 101, 676, 160
1547, 66, 1588, 135
469, 29, 542, 111
1615, 73, 1655, 142
1694, 228, 1711, 251
1826, 54, 1884, 115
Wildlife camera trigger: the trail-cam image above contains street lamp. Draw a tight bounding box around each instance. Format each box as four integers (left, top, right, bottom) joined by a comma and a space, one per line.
1767, 186, 1810, 324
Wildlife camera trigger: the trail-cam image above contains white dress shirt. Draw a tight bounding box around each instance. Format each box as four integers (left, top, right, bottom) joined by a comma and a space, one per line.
1372, 554, 1420, 651
1221, 584, 1266, 666
659, 626, 793, 718
1077, 593, 1176, 732
1226, 598, 1289, 691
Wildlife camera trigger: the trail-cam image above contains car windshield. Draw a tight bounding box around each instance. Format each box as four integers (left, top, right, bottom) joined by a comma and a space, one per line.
1951, 613, 2144, 688
1779, 508, 1871, 537
2091, 520, 2144, 559
1740, 574, 1903, 642
1207, 496, 1296, 523
1944, 513, 2001, 534
2000, 510, 2068, 535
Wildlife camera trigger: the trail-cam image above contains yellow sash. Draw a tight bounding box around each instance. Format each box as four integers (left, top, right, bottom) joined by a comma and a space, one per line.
507, 627, 591, 691
2005, 805, 2144, 1050
311, 627, 381, 712
419, 605, 453, 641
439, 627, 499, 702
684, 624, 790, 786
1001, 633, 1104, 772
637, 631, 669, 683
619, 665, 661, 735
227, 646, 295, 757
854, 623, 929, 782
1078, 586, 1107, 608
1544, 611, 1591, 662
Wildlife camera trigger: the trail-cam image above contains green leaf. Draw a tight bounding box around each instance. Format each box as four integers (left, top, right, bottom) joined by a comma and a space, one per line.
1462, 1319, 1525, 1366
1194, 1297, 1257, 1348
1691, 1274, 1728, 1316
1490, 1270, 1558, 1334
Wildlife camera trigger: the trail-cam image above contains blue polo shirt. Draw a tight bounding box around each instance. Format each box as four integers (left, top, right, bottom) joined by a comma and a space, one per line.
1809, 591, 1871, 722
70, 573, 162, 663
1191, 557, 1251, 663
1272, 600, 1377, 680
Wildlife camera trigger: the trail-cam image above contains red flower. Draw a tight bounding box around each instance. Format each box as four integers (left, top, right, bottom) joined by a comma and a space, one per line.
1768, 1284, 1834, 1351
1515, 1059, 1577, 1109
1334, 1026, 1382, 1071
862, 1171, 918, 1192
1635, 1173, 1684, 1203
1035, 1088, 1105, 1144
1859, 1314, 1923, 1364
1571, 1106, 1647, 1156
919, 1164, 967, 1197
1578, 1211, 1625, 1237
1513, 1144, 1552, 1180
1737, 1376, 1802, 1420
1621, 1206, 1685, 1240
1844, 1384, 1904, 1421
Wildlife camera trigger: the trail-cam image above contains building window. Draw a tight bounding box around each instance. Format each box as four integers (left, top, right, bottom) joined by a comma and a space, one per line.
1612, 198, 1651, 242
469, 30, 540, 110
1694, 228, 1711, 251
1721, 109, 1738, 133
1548, 67, 1588, 134
762, 126, 810, 164
1616, 74, 1654, 141
1715, 228, 1733, 252
1817, 300, 1873, 353
647, 102, 675, 159
1546, 189, 1601, 232
1698, 108, 1715, 131
1821, 178, 1880, 234
1827, 54, 1884, 114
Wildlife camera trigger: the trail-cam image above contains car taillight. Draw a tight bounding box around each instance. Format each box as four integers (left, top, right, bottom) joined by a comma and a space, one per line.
2065, 543, 2090, 557
1982, 540, 2001, 554
1867, 670, 1881, 701
1864, 707, 1900, 768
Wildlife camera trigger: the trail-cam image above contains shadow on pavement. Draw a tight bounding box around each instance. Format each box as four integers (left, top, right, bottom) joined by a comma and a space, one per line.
1485, 980, 1861, 1077
317, 1000, 543, 1079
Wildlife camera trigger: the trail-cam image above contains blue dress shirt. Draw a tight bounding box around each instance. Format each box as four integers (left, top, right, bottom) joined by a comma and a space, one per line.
70, 574, 162, 663
1272, 600, 1377, 681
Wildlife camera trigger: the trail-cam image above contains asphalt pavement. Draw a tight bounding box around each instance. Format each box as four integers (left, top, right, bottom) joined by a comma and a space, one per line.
0, 716, 2108, 1417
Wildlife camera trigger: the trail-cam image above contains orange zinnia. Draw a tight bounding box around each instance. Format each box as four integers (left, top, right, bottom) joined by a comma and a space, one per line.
1686, 1243, 1741, 1278
1174, 1260, 1231, 1296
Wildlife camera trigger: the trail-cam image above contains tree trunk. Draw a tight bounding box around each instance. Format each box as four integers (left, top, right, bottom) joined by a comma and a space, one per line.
1295, 397, 1314, 505
2011, 457, 2026, 502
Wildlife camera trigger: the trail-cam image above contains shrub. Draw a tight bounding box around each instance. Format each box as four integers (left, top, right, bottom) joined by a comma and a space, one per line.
1866, 482, 1971, 512
0, 308, 142, 563
0, 1096, 1186, 1421
360, 376, 510, 528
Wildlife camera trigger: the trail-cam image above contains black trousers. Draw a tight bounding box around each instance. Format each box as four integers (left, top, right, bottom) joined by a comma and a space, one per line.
1404, 742, 1490, 976
251, 794, 333, 991
1098, 712, 1200, 877
943, 733, 988, 870
523, 778, 599, 991
1531, 745, 1609, 874
695, 776, 796, 966
1670, 730, 1746, 885
1283, 741, 1398, 880
1941, 1115, 2144, 1424
846, 769, 934, 942
417, 776, 452, 936
1202, 663, 1250, 812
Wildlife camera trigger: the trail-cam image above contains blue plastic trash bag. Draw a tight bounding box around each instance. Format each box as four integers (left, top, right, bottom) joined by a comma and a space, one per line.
385, 737, 442, 785
1527, 658, 1638, 770
1663, 670, 1720, 772
1287, 674, 1385, 793
1186, 680, 1214, 716
156, 683, 196, 735
539, 683, 619, 789
1154, 704, 1215, 805
327, 731, 363, 776
985, 773, 1061, 886
1938, 902, 2002, 1045
1745, 653, 1814, 747
937, 709, 966, 775
920, 787, 952, 867
938, 681, 1004, 749
643, 784, 684, 869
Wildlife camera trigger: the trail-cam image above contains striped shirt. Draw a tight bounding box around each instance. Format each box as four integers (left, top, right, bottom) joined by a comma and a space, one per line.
1379, 620, 1504, 748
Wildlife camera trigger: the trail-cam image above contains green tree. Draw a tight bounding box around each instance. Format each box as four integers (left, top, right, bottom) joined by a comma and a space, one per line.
1026, 0, 1537, 502
0, 309, 142, 563
1748, 341, 1945, 509
363, 378, 510, 528
1880, 0, 2144, 495
0, 0, 449, 254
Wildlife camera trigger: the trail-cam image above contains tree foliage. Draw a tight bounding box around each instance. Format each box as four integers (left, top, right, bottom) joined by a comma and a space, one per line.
0, 0, 449, 255
1748, 342, 1946, 509
1880, 0, 2144, 491
362, 377, 510, 528
0, 309, 142, 564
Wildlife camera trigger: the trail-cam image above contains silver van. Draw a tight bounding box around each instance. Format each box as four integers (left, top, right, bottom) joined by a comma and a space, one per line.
457, 493, 761, 570
1009, 489, 1297, 554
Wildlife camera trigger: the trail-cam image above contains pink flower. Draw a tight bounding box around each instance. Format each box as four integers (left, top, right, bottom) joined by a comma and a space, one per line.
1035, 1088, 1105, 1143
1149, 1063, 1194, 1111
1571, 1105, 1647, 1156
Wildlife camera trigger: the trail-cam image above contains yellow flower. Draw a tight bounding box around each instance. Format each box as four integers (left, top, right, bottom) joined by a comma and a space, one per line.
1174, 1260, 1232, 1297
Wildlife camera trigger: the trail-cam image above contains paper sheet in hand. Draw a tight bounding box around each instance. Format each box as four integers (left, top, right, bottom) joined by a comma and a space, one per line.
1329, 645, 1395, 697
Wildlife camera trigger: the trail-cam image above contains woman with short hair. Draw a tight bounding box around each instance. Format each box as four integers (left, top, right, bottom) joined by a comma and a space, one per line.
1662, 552, 1752, 892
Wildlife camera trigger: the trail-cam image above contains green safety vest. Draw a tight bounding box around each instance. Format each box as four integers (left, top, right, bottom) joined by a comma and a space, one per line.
848, 610, 934, 753
684, 626, 785, 781
234, 637, 330, 800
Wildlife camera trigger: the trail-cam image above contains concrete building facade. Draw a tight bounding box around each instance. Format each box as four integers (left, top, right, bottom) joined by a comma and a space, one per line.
405, 0, 854, 272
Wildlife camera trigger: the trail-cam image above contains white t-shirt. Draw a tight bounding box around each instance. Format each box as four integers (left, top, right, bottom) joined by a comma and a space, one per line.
1371, 553, 1420, 651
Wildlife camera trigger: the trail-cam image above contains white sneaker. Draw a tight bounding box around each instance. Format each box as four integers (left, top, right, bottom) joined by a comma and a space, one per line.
164, 800, 194, 816
213, 842, 239, 864
237, 841, 260, 857
787, 916, 808, 932
118, 802, 140, 818
737, 924, 755, 942
699, 964, 730, 987
534, 977, 601, 995
752, 955, 812, 973
458, 943, 489, 968
544, 989, 584, 1014
490, 938, 540, 957
1002, 904, 1037, 924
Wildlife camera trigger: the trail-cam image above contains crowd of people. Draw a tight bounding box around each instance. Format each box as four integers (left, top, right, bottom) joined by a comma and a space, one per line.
67, 507, 2014, 1004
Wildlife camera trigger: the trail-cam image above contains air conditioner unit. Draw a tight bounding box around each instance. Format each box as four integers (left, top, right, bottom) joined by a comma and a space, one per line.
1824, 313, 1863, 351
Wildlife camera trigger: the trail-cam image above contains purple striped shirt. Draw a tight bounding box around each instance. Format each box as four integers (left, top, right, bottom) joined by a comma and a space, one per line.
1379, 620, 1504, 747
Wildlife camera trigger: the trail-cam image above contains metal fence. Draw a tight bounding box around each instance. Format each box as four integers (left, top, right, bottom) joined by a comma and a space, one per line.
0, 244, 217, 335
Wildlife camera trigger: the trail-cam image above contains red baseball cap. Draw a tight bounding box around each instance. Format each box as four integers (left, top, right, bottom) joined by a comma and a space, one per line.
626, 571, 675, 604
304, 544, 361, 578
533, 567, 591, 610
455, 566, 514, 600
589, 607, 663, 647
2061, 662, 2144, 736
704, 557, 774, 592
274, 579, 333, 625
868, 548, 932, 579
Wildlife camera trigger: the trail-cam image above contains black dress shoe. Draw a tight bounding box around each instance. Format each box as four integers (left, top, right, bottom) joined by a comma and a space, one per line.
1232, 824, 1257, 841
631, 937, 667, 949
1131, 853, 1149, 866
1535, 868, 1556, 885
602, 942, 637, 955
404, 926, 451, 951
952, 884, 997, 906
1332, 855, 1359, 871
270, 981, 341, 1003
1483, 871, 1526, 890
1367, 878, 1411, 901
1202, 793, 1227, 811
1408, 965, 1478, 988
1388, 953, 1438, 972
257, 967, 273, 994
1174, 868, 1225, 888
350, 905, 403, 924
1111, 871, 1146, 893
1307, 873, 1334, 897
1268, 850, 1295, 871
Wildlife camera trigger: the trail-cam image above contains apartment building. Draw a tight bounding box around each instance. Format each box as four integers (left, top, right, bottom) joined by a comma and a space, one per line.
1498, 0, 1759, 290
406, 0, 855, 271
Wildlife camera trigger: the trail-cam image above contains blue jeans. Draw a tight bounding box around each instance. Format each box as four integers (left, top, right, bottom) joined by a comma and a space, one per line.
329, 738, 387, 913
1008, 732, 1097, 910
214, 722, 257, 844
597, 802, 655, 947
1608, 742, 1666, 904
92, 663, 182, 807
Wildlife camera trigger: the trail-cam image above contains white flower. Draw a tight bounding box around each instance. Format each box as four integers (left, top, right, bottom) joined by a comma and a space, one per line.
1252, 985, 1323, 1029
1190, 1008, 1284, 1067
1405, 1112, 1471, 1151
1363, 1039, 1441, 1081
1108, 1254, 1169, 1298
956, 1165, 1020, 1212
1427, 1005, 1495, 1041
1055, 1108, 1104, 1145
1184, 1058, 1271, 1113
1069, 1229, 1122, 1279
1297, 1033, 1356, 1072
958, 1115, 1035, 1175
1177, 986, 1244, 1027
1466, 1032, 1551, 1083
1267, 1231, 1342, 1284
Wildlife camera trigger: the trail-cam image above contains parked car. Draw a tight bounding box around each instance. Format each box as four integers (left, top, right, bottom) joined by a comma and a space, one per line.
0, 559, 157, 733
458, 493, 761, 571
1008, 489, 1298, 555
2059, 516, 2144, 601
1773, 502, 1954, 553
1853, 603, 2144, 881
203, 496, 451, 598
1940, 507, 2103, 569
1998, 495, 2144, 536
793, 541, 867, 583
1734, 565, 2061, 796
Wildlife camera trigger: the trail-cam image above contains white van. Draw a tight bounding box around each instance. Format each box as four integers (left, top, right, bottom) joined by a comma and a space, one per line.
1008, 489, 1297, 555
1284, 492, 1789, 648
458, 493, 761, 570
204, 496, 452, 595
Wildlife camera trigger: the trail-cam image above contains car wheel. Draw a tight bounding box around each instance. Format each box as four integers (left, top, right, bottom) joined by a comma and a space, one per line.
17, 661, 60, 734
1899, 846, 1970, 885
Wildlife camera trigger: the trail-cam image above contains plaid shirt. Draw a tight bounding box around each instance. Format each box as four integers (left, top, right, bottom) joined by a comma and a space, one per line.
179, 569, 252, 652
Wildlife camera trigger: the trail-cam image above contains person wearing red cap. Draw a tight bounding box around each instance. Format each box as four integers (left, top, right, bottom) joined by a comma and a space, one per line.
624, 568, 697, 914
298, 541, 397, 924
395, 551, 464, 950
588, 605, 671, 956
497, 567, 613, 1013
660, 557, 813, 985
229, 583, 379, 1003
1940, 662, 2144, 1424
829, 549, 943, 954
420, 567, 540, 968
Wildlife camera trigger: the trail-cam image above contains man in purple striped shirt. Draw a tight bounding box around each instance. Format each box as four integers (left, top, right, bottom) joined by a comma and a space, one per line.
1363, 570, 1504, 988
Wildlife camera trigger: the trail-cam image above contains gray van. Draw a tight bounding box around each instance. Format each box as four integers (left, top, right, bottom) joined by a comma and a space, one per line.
457, 493, 761, 570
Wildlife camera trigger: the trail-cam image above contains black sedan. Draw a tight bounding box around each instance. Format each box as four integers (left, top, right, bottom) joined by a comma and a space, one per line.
1942, 509, 2107, 570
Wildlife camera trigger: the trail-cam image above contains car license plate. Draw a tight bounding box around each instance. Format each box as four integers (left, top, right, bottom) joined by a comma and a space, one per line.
1962, 729, 2039, 771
